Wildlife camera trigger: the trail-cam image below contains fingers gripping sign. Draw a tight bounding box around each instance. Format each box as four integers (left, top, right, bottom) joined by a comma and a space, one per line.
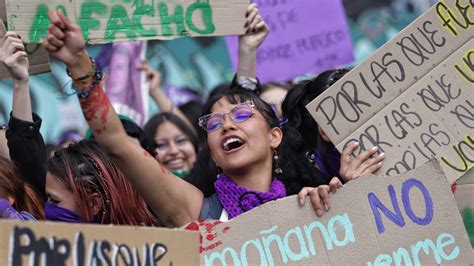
0, 28, 29, 81
297, 177, 342, 217
239, 3, 270, 51
339, 143, 385, 183
43, 9, 86, 68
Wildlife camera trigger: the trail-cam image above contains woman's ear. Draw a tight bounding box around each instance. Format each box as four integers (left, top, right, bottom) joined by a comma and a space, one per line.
318, 126, 331, 142
269, 127, 283, 149
90, 192, 103, 216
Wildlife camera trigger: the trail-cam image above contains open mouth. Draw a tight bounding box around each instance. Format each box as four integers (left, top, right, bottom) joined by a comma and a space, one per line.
222, 137, 245, 152
164, 158, 185, 169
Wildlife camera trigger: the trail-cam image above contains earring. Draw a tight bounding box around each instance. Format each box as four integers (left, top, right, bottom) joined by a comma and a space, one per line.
273, 150, 283, 174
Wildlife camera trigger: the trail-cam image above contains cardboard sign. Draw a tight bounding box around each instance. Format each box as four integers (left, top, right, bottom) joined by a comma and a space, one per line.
306, 0, 473, 182
226, 0, 354, 83
453, 168, 474, 248
0, 21, 50, 80
3, 0, 248, 44
198, 160, 473, 265
0, 220, 199, 265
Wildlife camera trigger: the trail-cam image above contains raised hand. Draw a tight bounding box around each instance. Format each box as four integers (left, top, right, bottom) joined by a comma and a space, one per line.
239, 3, 270, 52
339, 143, 385, 183
43, 9, 86, 67
0, 32, 29, 81
140, 61, 161, 95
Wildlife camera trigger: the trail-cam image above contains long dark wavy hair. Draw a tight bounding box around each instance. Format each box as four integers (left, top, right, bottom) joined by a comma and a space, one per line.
187, 89, 326, 196
281, 68, 349, 178
47, 141, 156, 225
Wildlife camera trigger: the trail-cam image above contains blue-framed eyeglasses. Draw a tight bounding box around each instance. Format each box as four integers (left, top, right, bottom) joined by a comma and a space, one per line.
198, 101, 255, 132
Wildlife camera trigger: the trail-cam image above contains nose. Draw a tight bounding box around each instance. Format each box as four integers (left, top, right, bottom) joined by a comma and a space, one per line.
221, 113, 236, 132
167, 141, 180, 155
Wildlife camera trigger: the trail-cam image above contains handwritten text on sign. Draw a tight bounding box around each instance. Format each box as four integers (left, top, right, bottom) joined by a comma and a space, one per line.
226, 0, 354, 83
306, 0, 473, 182
0, 220, 199, 265
4, 0, 247, 44
199, 160, 473, 265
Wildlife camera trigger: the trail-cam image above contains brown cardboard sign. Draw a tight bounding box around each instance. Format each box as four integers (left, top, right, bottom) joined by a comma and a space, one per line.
453, 168, 474, 249
3, 0, 248, 44
0, 21, 50, 80
306, 0, 473, 182
333, 39, 473, 184
199, 160, 473, 265
0, 220, 199, 265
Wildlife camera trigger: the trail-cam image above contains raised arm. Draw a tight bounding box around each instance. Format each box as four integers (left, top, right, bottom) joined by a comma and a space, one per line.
236, 4, 269, 79
0, 31, 47, 200
0, 32, 32, 121
43, 10, 203, 227
141, 61, 198, 136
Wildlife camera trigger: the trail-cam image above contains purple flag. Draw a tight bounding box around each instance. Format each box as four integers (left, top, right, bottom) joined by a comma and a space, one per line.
102, 42, 147, 126
226, 0, 354, 83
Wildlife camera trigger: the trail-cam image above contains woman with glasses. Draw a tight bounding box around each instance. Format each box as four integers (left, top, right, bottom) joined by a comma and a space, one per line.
144, 112, 199, 178
43, 6, 338, 227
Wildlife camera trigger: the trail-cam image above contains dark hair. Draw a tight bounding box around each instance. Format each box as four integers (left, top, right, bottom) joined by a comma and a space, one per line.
178, 100, 205, 146
189, 89, 326, 196
143, 112, 199, 153
47, 141, 156, 225
0, 156, 45, 220
281, 68, 349, 178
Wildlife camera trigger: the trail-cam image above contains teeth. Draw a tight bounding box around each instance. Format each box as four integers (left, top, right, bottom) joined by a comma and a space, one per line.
166, 159, 183, 166
223, 137, 243, 151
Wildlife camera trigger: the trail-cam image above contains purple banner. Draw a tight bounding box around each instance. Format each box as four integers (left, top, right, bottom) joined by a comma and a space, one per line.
99, 42, 147, 126
226, 0, 354, 83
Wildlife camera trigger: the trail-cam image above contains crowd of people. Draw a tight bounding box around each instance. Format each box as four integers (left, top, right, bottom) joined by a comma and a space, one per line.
0, 5, 384, 228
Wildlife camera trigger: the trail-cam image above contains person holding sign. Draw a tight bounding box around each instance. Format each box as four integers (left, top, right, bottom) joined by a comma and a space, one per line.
0, 31, 45, 221
282, 69, 385, 183
1, 30, 156, 226
43, 5, 339, 227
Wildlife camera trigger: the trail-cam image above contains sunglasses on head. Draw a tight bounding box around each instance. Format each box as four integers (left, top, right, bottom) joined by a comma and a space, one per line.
198, 101, 255, 132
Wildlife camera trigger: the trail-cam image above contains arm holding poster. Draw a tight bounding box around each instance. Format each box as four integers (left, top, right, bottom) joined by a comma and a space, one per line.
237, 3, 269, 79
1, 30, 48, 201
44, 7, 339, 228
43, 9, 204, 227
0, 32, 31, 122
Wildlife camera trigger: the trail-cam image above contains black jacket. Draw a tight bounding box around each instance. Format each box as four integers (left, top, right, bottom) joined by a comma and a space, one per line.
6, 113, 47, 201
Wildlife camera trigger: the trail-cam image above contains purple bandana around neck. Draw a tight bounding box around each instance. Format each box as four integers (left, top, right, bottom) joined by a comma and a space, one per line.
44, 202, 82, 223
214, 173, 286, 219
